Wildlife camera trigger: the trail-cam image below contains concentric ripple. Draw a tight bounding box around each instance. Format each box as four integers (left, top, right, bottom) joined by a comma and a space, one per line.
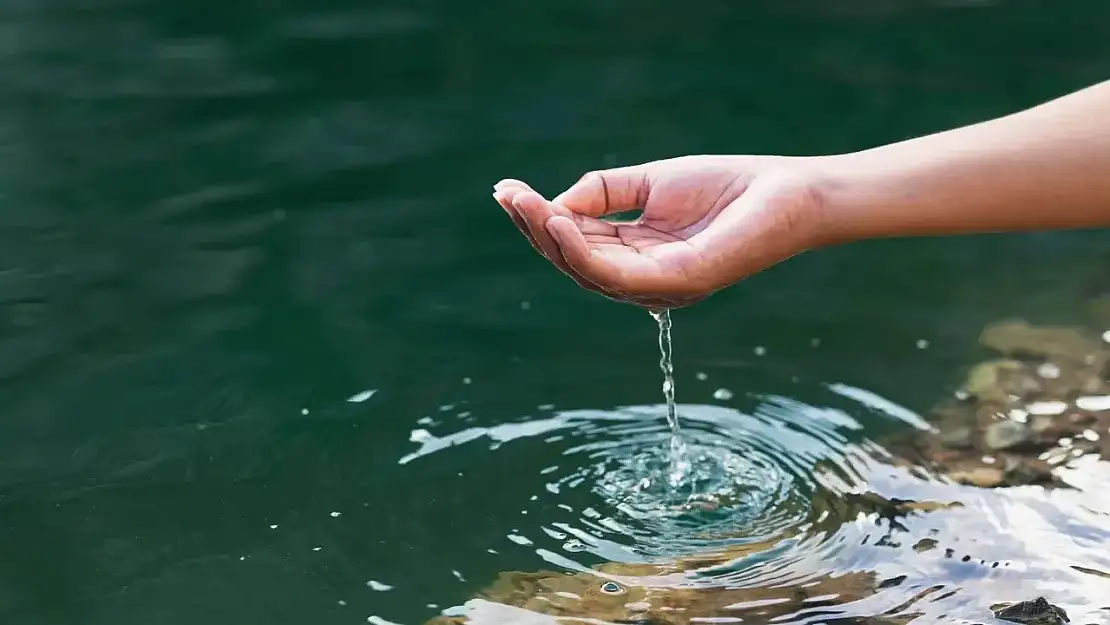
401, 384, 916, 562
550, 403, 816, 552
406, 384, 1110, 624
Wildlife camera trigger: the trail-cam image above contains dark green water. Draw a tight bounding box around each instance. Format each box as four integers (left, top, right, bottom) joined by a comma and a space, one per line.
3, 0, 1110, 623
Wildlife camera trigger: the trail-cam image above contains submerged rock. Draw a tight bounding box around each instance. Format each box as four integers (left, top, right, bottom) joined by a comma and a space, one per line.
424, 493, 956, 625
893, 310, 1110, 490
432, 312, 1110, 625
980, 319, 1104, 364
991, 596, 1070, 625
945, 466, 1005, 488
426, 562, 877, 625
983, 420, 1031, 451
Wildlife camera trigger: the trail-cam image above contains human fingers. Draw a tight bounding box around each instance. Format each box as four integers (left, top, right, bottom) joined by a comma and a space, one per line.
507, 191, 623, 296
493, 188, 542, 251
548, 216, 712, 299
497, 193, 688, 307
552, 163, 656, 218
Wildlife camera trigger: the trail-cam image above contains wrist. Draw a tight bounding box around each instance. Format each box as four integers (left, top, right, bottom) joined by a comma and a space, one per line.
797, 152, 885, 249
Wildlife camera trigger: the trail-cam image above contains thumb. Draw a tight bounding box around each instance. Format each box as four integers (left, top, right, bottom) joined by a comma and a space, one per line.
552, 164, 653, 217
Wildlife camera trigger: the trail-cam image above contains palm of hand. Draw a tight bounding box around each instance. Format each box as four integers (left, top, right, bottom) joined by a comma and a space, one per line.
582, 165, 745, 253
493, 158, 816, 309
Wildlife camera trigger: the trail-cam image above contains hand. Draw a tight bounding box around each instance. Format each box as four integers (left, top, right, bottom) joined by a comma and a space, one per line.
493, 155, 832, 309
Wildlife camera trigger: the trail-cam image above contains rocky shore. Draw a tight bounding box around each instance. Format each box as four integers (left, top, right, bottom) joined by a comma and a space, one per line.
893, 299, 1110, 490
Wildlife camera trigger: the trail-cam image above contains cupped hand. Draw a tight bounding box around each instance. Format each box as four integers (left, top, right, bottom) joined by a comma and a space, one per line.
492, 155, 832, 309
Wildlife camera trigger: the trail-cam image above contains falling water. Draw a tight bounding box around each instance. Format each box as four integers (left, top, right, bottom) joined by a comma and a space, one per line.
649, 309, 690, 486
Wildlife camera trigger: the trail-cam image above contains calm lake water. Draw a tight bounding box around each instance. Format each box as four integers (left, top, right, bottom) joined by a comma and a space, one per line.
3, 0, 1110, 624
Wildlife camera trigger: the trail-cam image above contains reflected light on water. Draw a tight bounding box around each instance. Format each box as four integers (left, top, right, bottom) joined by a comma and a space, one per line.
401, 385, 1110, 624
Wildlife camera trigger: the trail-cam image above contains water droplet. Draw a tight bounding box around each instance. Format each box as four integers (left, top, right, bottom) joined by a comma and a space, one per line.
811, 338, 821, 347
754, 346, 766, 356
312, 547, 322, 551
1103, 330, 1110, 344
347, 389, 377, 403
916, 339, 929, 349
600, 581, 625, 595
451, 570, 465, 582
366, 580, 394, 591
712, 388, 733, 401
462, 377, 472, 385
330, 511, 341, 517
695, 372, 708, 380
269, 524, 278, 530
301, 408, 309, 415
520, 301, 531, 310
338, 600, 347, 606
507, 533, 532, 545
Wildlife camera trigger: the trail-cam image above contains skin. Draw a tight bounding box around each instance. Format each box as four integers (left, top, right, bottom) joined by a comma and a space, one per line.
493, 79, 1110, 309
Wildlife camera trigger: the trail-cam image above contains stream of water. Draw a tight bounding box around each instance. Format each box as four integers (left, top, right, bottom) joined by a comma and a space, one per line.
650, 309, 691, 489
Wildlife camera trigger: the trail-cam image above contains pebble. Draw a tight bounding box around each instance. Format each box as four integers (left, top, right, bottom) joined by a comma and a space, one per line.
983, 420, 1030, 451
1036, 362, 1062, 379
1030, 416, 1055, 434
948, 467, 1005, 488
913, 538, 938, 552
938, 426, 973, 449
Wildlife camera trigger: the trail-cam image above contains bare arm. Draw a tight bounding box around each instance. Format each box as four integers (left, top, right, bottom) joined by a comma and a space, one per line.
818, 80, 1110, 245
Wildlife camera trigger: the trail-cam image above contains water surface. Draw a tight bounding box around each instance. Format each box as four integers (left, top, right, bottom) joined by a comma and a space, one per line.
1, 0, 1110, 624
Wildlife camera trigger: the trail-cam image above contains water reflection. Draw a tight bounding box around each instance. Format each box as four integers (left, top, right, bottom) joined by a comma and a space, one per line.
407, 387, 1110, 623
0, 0, 1109, 624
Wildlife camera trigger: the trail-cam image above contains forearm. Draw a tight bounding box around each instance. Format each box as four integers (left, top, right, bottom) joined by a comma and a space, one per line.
816, 80, 1110, 245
